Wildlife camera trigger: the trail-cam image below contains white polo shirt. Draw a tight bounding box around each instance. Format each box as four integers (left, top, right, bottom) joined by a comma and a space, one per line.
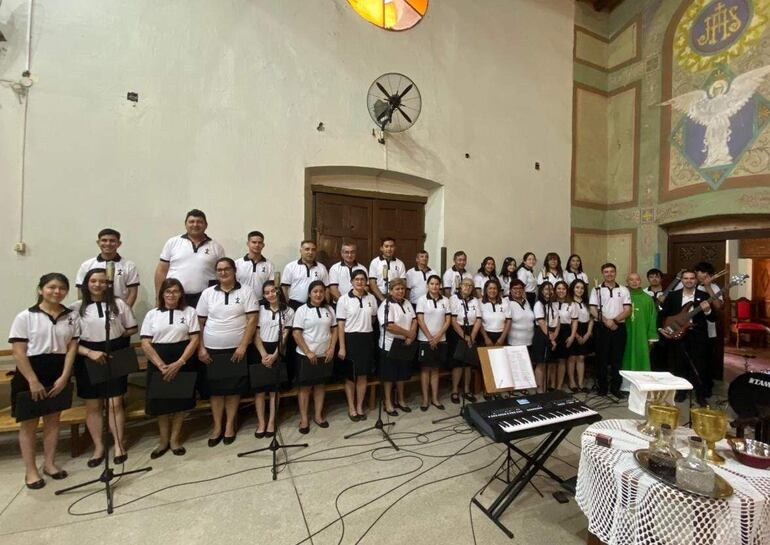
336, 291, 377, 333
450, 294, 481, 328
76, 254, 140, 300
537, 270, 563, 286
281, 259, 329, 303
589, 283, 632, 322
500, 275, 515, 297
564, 271, 589, 286
235, 255, 275, 300
69, 299, 138, 342
416, 294, 451, 342
643, 287, 663, 299
159, 234, 225, 295
292, 303, 336, 355
257, 304, 294, 343
516, 267, 538, 293
368, 256, 407, 295
328, 261, 368, 296
377, 298, 415, 351
534, 300, 559, 329
406, 267, 440, 305
8, 306, 80, 356
442, 267, 473, 292
474, 273, 497, 291
552, 301, 578, 325
479, 299, 510, 333
140, 306, 199, 344
196, 283, 258, 349
507, 298, 535, 346
573, 301, 592, 323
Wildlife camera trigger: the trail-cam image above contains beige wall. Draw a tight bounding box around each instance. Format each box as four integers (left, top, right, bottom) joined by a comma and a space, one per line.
0, 0, 574, 347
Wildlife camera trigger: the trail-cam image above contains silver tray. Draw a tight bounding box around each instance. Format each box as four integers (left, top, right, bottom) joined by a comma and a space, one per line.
634, 449, 733, 499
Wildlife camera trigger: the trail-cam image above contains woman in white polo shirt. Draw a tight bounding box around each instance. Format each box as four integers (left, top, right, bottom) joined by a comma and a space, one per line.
564, 254, 589, 286
449, 278, 480, 404
416, 275, 451, 411
336, 270, 377, 421
567, 279, 593, 393
499, 257, 517, 297
550, 281, 578, 392
537, 252, 564, 286
516, 252, 538, 307
479, 279, 510, 348
532, 282, 557, 393
9, 273, 79, 489
197, 257, 259, 447
71, 268, 138, 467
506, 279, 535, 349
474, 257, 498, 298
293, 281, 338, 433
140, 278, 200, 458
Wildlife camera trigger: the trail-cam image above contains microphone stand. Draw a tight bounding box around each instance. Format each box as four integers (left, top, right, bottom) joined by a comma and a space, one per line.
56, 263, 152, 513
345, 267, 398, 450
237, 300, 308, 480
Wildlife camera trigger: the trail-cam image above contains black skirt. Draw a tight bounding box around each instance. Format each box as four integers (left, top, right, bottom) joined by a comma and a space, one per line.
418, 341, 447, 369
571, 321, 593, 356
145, 341, 197, 416
553, 323, 572, 360
75, 337, 131, 399
340, 332, 374, 379
203, 346, 251, 396
11, 353, 67, 419
251, 341, 287, 393
483, 331, 504, 346
294, 354, 334, 386
379, 348, 414, 382
531, 328, 556, 364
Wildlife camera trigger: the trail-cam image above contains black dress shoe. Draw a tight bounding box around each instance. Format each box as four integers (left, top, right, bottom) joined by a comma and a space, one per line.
87, 456, 104, 468
265, 430, 275, 438
385, 409, 399, 417
150, 446, 169, 460
357, 413, 367, 421
25, 478, 45, 490
395, 403, 411, 413
431, 402, 445, 411
208, 433, 224, 448
113, 453, 128, 465
223, 435, 236, 445
172, 447, 186, 456
450, 393, 460, 404
569, 386, 580, 393
43, 469, 68, 480
463, 393, 477, 403
313, 419, 330, 428
254, 430, 266, 438
420, 405, 429, 412
299, 425, 310, 434
348, 413, 359, 422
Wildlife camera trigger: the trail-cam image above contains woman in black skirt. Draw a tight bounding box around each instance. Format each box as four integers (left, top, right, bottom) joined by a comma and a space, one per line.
140, 278, 200, 458
478, 279, 510, 348
416, 275, 451, 411
293, 281, 338, 433
9, 273, 79, 489
550, 280, 577, 391
336, 270, 377, 421
377, 278, 417, 415
71, 268, 138, 466
197, 257, 259, 446
532, 282, 557, 393
567, 279, 593, 393
449, 278, 480, 404
253, 281, 294, 437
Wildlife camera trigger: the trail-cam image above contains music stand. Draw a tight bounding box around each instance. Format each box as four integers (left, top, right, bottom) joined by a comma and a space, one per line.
237, 303, 307, 480
56, 265, 152, 513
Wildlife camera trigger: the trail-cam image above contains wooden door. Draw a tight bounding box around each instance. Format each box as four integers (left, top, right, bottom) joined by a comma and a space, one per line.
372, 200, 425, 265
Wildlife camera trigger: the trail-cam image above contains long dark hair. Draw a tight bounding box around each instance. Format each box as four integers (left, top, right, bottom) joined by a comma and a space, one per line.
570, 279, 588, 304
482, 278, 503, 304
158, 278, 187, 311
261, 280, 288, 311
536, 282, 553, 306
500, 257, 517, 280
543, 252, 563, 278
566, 254, 584, 274
306, 280, 331, 311
79, 268, 119, 316
553, 280, 572, 303
36, 273, 70, 304
516, 252, 536, 274
478, 256, 497, 277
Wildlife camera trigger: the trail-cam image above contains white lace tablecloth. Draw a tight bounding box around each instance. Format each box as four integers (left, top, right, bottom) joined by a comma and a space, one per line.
576, 419, 770, 545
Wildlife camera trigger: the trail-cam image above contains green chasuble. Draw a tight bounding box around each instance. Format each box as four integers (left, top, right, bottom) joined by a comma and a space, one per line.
622, 287, 659, 371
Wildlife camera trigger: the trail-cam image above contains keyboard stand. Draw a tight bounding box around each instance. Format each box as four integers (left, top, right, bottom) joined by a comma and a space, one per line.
472, 428, 572, 539
479, 445, 543, 499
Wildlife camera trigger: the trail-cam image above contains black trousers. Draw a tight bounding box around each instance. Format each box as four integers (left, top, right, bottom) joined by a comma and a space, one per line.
669, 331, 710, 401
595, 323, 626, 393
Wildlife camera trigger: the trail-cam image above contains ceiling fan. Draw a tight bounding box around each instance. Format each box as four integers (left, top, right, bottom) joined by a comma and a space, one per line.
367, 72, 422, 133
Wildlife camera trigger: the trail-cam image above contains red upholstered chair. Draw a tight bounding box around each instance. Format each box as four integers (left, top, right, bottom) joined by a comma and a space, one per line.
732, 297, 768, 348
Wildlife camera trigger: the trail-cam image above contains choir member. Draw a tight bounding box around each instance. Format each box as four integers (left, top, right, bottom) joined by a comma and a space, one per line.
235, 230, 276, 301
550, 281, 577, 391
406, 250, 440, 305
328, 242, 367, 302
377, 278, 417, 415
336, 270, 377, 421
71, 268, 138, 466
532, 282, 557, 394
499, 257, 517, 297
564, 254, 588, 286
9, 273, 78, 489
589, 263, 631, 398
281, 240, 330, 310
506, 279, 535, 349
76, 228, 139, 307
140, 278, 200, 458
537, 252, 563, 286
369, 237, 407, 302
442, 250, 473, 298
516, 252, 538, 307
155, 209, 225, 308
478, 279, 510, 347
197, 257, 259, 446
643, 268, 664, 300
567, 279, 593, 392
449, 278, 480, 403
416, 275, 451, 411
474, 257, 498, 298
253, 281, 294, 437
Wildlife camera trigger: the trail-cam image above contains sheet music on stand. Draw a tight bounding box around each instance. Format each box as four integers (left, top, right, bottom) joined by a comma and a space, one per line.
619, 371, 693, 415
482, 346, 537, 392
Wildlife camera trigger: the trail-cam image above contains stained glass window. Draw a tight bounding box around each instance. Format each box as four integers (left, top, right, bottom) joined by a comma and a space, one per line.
347, 0, 428, 31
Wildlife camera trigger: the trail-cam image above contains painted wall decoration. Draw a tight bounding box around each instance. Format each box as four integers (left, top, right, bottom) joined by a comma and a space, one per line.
347, 0, 428, 31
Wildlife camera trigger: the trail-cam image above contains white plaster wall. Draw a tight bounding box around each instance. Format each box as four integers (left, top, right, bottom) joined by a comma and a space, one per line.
0, 0, 574, 346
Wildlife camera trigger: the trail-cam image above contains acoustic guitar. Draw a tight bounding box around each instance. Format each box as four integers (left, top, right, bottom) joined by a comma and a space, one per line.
658, 274, 747, 340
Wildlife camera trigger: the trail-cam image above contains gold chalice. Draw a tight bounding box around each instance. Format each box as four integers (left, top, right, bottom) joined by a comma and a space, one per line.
637, 392, 677, 436
691, 408, 727, 464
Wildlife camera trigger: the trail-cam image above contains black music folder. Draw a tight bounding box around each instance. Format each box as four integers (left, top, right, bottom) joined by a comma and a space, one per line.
206, 352, 248, 380
297, 356, 334, 383
14, 384, 74, 422
249, 361, 288, 389
147, 372, 197, 399
418, 342, 447, 365
453, 341, 480, 367
388, 339, 418, 362
86, 347, 139, 384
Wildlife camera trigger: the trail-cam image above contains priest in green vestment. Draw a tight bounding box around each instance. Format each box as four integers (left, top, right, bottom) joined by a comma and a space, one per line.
622, 272, 659, 371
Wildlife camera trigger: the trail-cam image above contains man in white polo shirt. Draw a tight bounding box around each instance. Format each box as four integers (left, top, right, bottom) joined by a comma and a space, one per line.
281, 240, 330, 310
154, 209, 225, 307
76, 228, 140, 307
442, 250, 473, 298
368, 237, 406, 302
589, 262, 632, 398
406, 250, 440, 305
235, 230, 275, 301
328, 241, 367, 302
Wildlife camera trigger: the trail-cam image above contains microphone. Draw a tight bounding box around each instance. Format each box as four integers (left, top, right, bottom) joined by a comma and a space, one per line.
382, 264, 388, 282
274, 271, 281, 286
105, 261, 115, 284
